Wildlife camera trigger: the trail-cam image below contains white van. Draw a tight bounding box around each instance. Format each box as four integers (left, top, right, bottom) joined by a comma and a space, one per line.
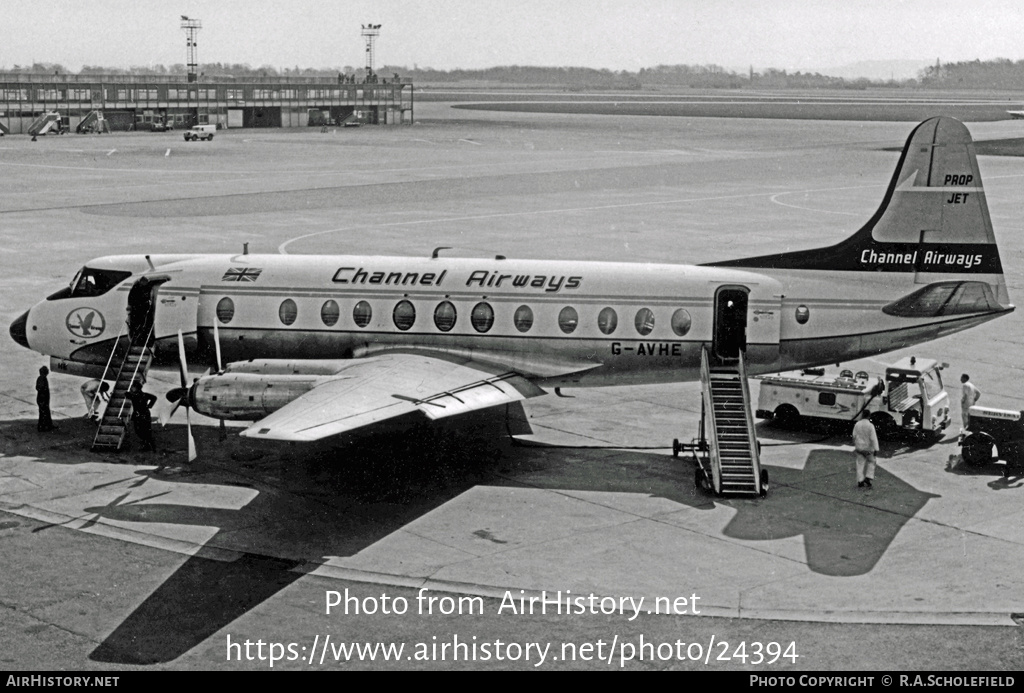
184, 124, 216, 141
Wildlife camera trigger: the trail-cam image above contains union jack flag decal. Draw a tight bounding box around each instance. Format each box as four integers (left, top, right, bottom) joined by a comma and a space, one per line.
222, 267, 263, 282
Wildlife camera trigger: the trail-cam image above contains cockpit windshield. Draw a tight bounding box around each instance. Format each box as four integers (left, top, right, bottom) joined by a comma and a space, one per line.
48, 266, 132, 301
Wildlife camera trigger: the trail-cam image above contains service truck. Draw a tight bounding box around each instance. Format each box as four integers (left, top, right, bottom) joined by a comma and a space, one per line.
756, 356, 951, 439
183, 124, 216, 141
961, 406, 1024, 476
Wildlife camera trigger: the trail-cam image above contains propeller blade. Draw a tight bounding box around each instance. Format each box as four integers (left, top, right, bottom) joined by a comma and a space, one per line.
177, 329, 197, 461
213, 319, 223, 373
176, 330, 189, 387
160, 399, 181, 427
186, 408, 197, 462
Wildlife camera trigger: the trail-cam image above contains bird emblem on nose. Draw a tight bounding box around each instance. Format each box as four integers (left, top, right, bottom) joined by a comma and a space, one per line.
66, 308, 105, 338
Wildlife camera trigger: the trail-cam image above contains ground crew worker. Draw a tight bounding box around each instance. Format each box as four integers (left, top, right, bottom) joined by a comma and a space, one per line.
960, 374, 981, 436
852, 411, 879, 488
127, 382, 158, 452
80, 379, 109, 421
36, 366, 54, 432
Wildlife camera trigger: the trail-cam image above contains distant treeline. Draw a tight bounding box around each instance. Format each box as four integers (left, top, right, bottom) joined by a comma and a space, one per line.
5, 59, 1024, 90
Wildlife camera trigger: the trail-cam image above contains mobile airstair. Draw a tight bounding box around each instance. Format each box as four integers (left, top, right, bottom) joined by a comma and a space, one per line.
91, 323, 154, 452
76, 110, 108, 134
675, 347, 767, 496
28, 111, 64, 136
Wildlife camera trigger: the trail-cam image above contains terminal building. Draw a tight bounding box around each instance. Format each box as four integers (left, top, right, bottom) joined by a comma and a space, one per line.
0, 73, 414, 134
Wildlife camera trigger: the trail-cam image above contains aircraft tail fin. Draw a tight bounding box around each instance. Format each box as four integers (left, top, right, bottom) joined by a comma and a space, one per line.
708, 116, 1008, 304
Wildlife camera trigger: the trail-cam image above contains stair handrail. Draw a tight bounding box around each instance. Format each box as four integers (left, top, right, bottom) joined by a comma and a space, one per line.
699, 346, 721, 493
737, 349, 763, 494
91, 319, 127, 415
109, 323, 155, 422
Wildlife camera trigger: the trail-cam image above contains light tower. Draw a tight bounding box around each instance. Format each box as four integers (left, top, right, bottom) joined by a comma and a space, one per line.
181, 15, 202, 82
361, 23, 382, 77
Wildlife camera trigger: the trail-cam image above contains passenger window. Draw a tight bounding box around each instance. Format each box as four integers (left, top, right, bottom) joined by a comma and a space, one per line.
320, 300, 340, 327
795, 305, 810, 324
434, 301, 457, 332
598, 307, 617, 335
471, 302, 494, 333
558, 306, 578, 334
513, 305, 533, 333
671, 309, 691, 336
216, 297, 235, 324
278, 299, 298, 326
353, 301, 372, 328
393, 300, 416, 331
634, 308, 655, 336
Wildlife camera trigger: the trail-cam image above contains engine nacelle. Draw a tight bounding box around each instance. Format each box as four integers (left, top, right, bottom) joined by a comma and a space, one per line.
189, 372, 319, 420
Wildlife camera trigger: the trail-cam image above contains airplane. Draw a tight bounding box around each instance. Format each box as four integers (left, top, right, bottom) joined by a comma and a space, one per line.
8, 116, 1013, 448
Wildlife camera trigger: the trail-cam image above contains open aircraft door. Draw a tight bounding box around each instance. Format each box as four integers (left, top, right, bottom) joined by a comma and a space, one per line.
152, 278, 198, 359
712, 281, 781, 368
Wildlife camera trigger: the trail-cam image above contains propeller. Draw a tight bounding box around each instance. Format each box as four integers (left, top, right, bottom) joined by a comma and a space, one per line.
160, 330, 196, 461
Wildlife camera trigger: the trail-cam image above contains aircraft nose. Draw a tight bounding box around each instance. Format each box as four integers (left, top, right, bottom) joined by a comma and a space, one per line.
9, 310, 29, 349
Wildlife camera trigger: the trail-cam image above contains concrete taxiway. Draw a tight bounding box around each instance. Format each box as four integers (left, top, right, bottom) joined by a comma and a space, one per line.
2, 100, 1023, 669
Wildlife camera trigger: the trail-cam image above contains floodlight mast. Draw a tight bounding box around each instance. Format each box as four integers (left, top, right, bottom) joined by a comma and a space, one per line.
181, 16, 202, 83
361, 23, 381, 77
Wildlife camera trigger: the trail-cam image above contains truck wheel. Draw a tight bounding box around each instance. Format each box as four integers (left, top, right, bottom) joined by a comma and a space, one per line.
207, 134, 214, 140
774, 404, 799, 427
961, 433, 995, 466
870, 412, 897, 438
672, 439, 680, 458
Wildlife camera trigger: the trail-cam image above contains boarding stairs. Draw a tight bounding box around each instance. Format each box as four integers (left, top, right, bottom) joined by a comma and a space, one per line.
699, 346, 765, 496
91, 324, 154, 452
28, 112, 63, 137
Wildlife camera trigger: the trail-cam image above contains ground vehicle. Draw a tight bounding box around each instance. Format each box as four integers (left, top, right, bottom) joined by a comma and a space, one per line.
756, 356, 951, 438
961, 407, 1024, 476
183, 124, 216, 141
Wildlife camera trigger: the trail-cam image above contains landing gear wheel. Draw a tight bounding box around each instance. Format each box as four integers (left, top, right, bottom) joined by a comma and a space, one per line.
673, 438, 681, 458
759, 468, 770, 497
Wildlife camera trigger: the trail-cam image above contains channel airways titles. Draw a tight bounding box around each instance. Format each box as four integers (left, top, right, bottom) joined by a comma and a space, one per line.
332, 267, 583, 292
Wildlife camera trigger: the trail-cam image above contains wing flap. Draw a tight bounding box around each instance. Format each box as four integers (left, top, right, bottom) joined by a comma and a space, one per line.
239, 354, 544, 442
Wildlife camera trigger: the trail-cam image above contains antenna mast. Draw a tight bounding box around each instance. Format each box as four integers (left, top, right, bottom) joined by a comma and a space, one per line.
180, 16, 202, 82
361, 23, 382, 77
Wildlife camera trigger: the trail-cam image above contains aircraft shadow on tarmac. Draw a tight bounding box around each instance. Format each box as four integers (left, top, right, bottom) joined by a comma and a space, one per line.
0, 414, 941, 664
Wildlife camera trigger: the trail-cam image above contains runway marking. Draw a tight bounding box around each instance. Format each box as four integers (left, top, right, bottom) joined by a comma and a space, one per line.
106, 149, 116, 156
277, 183, 885, 254
769, 191, 864, 217
165, 149, 171, 157
459, 139, 481, 145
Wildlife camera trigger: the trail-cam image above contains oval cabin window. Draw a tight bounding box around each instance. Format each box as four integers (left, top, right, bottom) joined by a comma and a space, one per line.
795, 305, 810, 325
598, 307, 618, 335
671, 309, 691, 336
279, 299, 298, 326
353, 301, 372, 328
513, 305, 533, 333
216, 297, 234, 324
320, 300, 340, 327
558, 306, 578, 334
634, 308, 655, 336
471, 302, 494, 333
393, 300, 416, 331
433, 301, 457, 332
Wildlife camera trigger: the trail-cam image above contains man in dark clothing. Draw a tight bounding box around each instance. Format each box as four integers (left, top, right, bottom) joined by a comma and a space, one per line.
127, 382, 158, 452
36, 366, 55, 432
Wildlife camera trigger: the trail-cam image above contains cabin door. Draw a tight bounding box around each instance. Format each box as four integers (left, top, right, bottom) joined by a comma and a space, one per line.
713, 286, 749, 362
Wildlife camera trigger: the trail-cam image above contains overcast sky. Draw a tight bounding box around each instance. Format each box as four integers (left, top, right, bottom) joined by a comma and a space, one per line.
2, 0, 1021, 74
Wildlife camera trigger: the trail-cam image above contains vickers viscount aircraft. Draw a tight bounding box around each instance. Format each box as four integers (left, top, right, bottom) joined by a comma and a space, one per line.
8, 117, 1014, 447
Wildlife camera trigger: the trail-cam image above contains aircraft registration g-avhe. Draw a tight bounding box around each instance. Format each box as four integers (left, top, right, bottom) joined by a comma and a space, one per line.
8, 116, 1014, 445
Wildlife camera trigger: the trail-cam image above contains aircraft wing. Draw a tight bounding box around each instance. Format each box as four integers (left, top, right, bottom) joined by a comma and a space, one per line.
239, 353, 546, 442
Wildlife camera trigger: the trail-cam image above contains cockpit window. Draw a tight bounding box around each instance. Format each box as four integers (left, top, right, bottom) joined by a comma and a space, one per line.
57, 266, 132, 300
883, 281, 1002, 318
